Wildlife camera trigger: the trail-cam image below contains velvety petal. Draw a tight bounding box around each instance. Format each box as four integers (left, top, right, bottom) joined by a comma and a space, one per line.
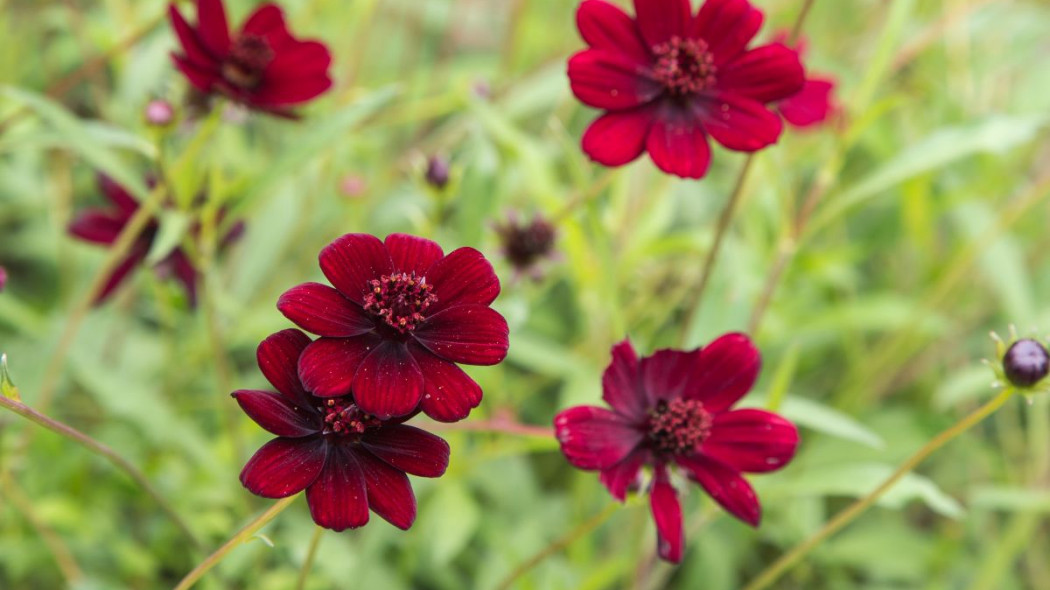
257, 328, 312, 405
601, 339, 647, 420
779, 78, 836, 128
172, 53, 220, 92
264, 40, 333, 79
232, 390, 319, 437
306, 445, 369, 531
413, 305, 509, 366
277, 282, 374, 337
691, 0, 763, 66
356, 448, 417, 530
646, 111, 712, 179
425, 247, 500, 312
719, 43, 805, 103
640, 348, 702, 406
318, 233, 393, 305
682, 332, 760, 412
650, 465, 684, 563
633, 0, 692, 48
240, 436, 326, 498
298, 334, 379, 398
554, 406, 644, 470
69, 211, 126, 244
352, 341, 424, 420
94, 248, 148, 304
362, 424, 450, 478
168, 250, 199, 308
677, 453, 760, 526
577, 0, 651, 63
701, 93, 783, 152
168, 4, 219, 66
240, 3, 289, 38
251, 74, 333, 107
98, 175, 139, 215
385, 233, 444, 276
195, 0, 231, 58
568, 49, 662, 110
600, 448, 648, 501
410, 344, 483, 422
581, 106, 654, 167
704, 409, 798, 473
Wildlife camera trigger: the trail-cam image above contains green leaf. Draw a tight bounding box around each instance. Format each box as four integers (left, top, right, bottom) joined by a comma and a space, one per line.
775, 397, 886, 449
971, 486, 1050, 513
144, 210, 192, 265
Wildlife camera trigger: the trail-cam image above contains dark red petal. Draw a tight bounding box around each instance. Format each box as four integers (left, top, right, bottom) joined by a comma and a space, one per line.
352, 341, 424, 420
94, 248, 148, 304
257, 328, 312, 405
704, 408, 799, 472
568, 49, 661, 110
581, 106, 654, 167
251, 74, 333, 107
677, 454, 760, 526
361, 424, 450, 478
264, 40, 332, 79
297, 335, 378, 398
413, 305, 509, 366
240, 436, 326, 498
601, 339, 647, 420
306, 445, 369, 531
701, 93, 783, 152
240, 4, 289, 38
640, 348, 701, 406
554, 406, 644, 470
98, 175, 139, 215
778, 78, 836, 128
277, 282, 374, 337
633, 0, 692, 48
409, 344, 483, 422
719, 43, 805, 104
69, 211, 126, 244
577, 0, 651, 63
232, 390, 319, 437
169, 250, 199, 308
646, 112, 712, 179
650, 465, 684, 563
682, 332, 760, 412
690, 0, 763, 66
172, 53, 220, 92
168, 4, 218, 66
356, 448, 417, 530
195, 0, 231, 58
425, 247, 500, 313
318, 233, 393, 305
385, 233, 444, 276
599, 448, 648, 501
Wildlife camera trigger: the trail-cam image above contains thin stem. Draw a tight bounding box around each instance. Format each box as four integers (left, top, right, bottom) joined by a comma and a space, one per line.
493, 502, 620, 590
1, 474, 85, 585
746, 241, 793, 334
173, 496, 297, 590
741, 387, 1016, 590
788, 0, 818, 43
295, 526, 325, 590
0, 393, 201, 550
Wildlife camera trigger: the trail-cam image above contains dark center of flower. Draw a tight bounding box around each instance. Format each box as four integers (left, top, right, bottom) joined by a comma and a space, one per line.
222, 35, 274, 90
651, 36, 717, 96
320, 398, 382, 436
362, 271, 438, 333
500, 218, 557, 270
647, 399, 712, 455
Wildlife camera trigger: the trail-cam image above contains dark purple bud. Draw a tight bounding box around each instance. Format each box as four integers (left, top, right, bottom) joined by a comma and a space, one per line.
496, 214, 557, 272
425, 156, 451, 190
1003, 339, 1050, 388
145, 99, 175, 126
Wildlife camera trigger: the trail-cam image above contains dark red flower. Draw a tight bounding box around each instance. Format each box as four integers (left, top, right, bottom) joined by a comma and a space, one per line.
773, 33, 838, 129
554, 334, 799, 563
494, 213, 558, 278
569, 0, 804, 179
278, 233, 509, 422
234, 329, 450, 531
168, 0, 332, 116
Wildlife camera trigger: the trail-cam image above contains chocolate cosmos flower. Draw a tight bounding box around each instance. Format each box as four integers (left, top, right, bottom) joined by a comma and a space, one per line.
169, 0, 332, 116
235, 329, 450, 531
569, 0, 805, 179
554, 334, 799, 563
773, 33, 838, 129
278, 233, 509, 422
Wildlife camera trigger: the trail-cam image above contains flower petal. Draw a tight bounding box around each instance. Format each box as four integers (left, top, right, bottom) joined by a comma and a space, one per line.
251, 74, 333, 107
650, 465, 684, 563
69, 211, 126, 245
633, 0, 692, 48
719, 43, 805, 104
677, 453, 760, 526
385, 233, 444, 276
701, 93, 783, 152
778, 77, 836, 128
577, 0, 650, 63
232, 389, 318, 437
361, 424, 450, 478
682, 332, 760, 412
352, 341, 424, 420
277, 282, 374, 338
640, 347, 703, 406
195, 0, 231, 58
413, 305, 509, 366
409, 344, 483, 422
318, 233, 393, 305
240, 436, 326, 498
168, 4, 219, 66
581, 106, 654, 168
356, 448, 417, 530
298, 335, 379, 398
240, 3, 289, 38
601, 339, 647, 420
257, 328, 313, 405
98, 175, 139, 215
646, 110, 712, 179
690, 0, 763, 66
171, 53, 219, 92
554, 406, 644, 470
168, 250, 199, 308
704, 408, 798, 472
306, 445, 369, 531
264, 40, 332, 79
600, 448, 648, 501
568, 49, 662, 110
425, 247, 500, 313
94, 248, 148, 304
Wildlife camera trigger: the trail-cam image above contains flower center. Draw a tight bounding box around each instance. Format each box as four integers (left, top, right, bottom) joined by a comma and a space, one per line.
647, 399, 712, 455
362, 271, 438, 333
651, 37, 717, 96
320, 398, 381, 436
222, 35, 274, 90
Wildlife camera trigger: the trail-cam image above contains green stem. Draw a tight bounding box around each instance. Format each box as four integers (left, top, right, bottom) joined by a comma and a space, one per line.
741, 387, 1016, 590
295, 526, 325, 590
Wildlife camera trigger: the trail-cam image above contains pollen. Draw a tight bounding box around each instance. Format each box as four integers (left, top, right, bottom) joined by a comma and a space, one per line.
647, 398, 713, 455
651, 36, 717, 97
321, 399, 381, 436
362, 271, 439, 333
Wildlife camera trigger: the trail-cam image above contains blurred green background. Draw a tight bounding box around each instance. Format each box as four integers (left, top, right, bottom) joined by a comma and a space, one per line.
3, 0, 1050, 588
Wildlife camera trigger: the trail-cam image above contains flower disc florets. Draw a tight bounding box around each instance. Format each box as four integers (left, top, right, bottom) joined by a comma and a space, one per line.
362, 272, 437, 334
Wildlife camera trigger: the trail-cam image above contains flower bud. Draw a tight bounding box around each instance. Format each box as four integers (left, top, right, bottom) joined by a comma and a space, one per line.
0, 266, 6, 292
144, 99, 175, 126
425, 155, 451, 190
1002, 339, 1050, 388
495, 214, 557, 275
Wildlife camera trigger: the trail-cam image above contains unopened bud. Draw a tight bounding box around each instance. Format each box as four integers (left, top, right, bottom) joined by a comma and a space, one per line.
1003, 339, 1050, 388
145, 99, 175, 126
425, 155, 451, 190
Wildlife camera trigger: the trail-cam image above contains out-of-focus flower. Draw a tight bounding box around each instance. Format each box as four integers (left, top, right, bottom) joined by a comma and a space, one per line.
278, 233, 509, 422
494, 213, 557, 278
1002, 338, 1050, 389
339, 174, 368, 199
168, 0, 332, 117
234, 329, 450, 531
568, 0, 804, 179
0, 266, 7, 292
425, 155, 451, 190
145, 99, 176, 126
773, 32, 838, 129
554, 334, 798, 563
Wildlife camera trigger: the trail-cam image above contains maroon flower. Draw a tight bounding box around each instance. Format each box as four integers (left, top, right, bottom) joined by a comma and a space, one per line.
278, 233, 509, 422
554, 334, 799, 563
773, 33, 838, 129
235, 329, 450, 531
494, 213, 558, 279
169, 0, 332, 116
569, 0, 804, 179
